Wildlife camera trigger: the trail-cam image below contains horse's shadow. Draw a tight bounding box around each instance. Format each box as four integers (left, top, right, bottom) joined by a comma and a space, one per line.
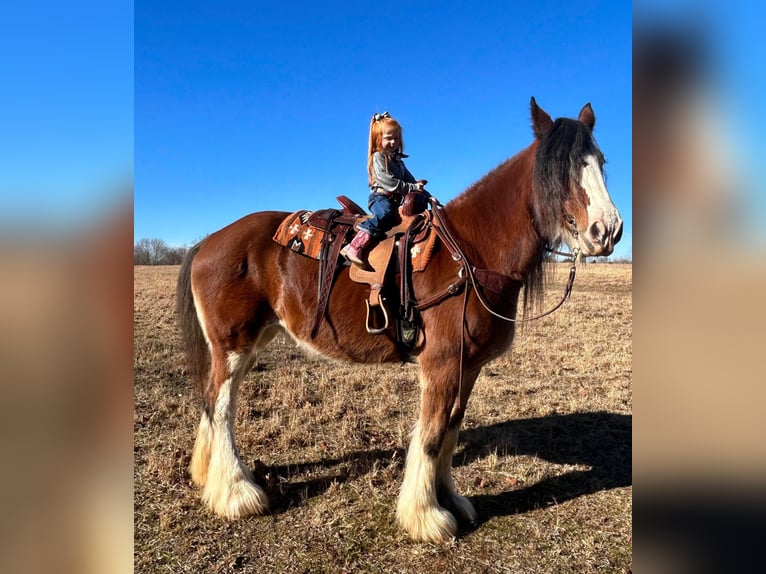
257, 411, 631, 521
457, 411, 631, 526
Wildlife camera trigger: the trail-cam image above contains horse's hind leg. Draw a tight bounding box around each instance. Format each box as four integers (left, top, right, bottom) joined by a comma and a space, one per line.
397, 361, 479, 542
191, 323, 281, 519
189, 410, 212, 487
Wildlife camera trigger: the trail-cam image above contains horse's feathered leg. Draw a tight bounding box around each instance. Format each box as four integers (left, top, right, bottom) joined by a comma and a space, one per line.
397, 419, 457, 543
397, 356, 479, 542
194, 347, 269, 519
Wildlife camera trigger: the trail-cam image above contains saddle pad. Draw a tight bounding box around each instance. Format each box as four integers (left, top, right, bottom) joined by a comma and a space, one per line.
409, 227, 438, 272
384, 213, 438, 272
272, 210, 327, 259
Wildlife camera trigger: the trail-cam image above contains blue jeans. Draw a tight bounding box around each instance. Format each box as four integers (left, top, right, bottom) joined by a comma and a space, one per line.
358, 193, 400, 240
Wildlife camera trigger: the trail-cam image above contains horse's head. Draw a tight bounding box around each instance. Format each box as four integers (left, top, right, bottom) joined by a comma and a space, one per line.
531, 97, 623, 257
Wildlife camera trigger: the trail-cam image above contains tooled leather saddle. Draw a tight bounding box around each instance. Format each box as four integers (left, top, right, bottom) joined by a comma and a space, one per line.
272, 193, 436, 347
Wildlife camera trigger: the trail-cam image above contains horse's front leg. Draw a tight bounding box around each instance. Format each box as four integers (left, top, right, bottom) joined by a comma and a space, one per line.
397, 359, 479, 542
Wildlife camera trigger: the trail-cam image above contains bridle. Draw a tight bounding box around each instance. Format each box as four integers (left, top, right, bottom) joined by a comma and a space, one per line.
421, 197, 581, 324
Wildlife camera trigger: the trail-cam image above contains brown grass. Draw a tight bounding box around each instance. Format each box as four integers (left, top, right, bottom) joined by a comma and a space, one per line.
134, 263, 632, 573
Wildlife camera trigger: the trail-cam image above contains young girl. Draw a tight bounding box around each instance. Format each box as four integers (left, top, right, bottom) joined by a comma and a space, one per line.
341, 111, 427, 268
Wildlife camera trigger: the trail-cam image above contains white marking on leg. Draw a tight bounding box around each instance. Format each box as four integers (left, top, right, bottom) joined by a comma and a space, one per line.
189, 411, 213, 487
188, 285, 213, 486
202, 354, 269, 519
397, 422, 457, 542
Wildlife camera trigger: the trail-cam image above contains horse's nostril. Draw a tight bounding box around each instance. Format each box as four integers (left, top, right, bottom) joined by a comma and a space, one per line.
589, 221, 605, 244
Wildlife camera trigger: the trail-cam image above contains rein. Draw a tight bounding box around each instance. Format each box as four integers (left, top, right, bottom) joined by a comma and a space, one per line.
422, 197, 580, 323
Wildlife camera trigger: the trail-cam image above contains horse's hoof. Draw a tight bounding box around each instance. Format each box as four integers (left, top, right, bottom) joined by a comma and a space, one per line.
448, 492, 477, 525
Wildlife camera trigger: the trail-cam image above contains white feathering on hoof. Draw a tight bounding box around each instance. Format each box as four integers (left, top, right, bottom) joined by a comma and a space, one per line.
397, 423, 458, 543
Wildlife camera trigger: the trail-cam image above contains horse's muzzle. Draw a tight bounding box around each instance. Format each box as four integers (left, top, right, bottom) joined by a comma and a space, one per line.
583, 216, 623, 256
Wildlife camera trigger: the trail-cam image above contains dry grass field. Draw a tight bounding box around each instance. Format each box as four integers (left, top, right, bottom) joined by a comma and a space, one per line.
134, 262, 632, 573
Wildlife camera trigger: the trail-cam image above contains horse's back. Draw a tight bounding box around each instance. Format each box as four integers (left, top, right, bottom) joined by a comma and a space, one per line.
197, 210, 286, 258
193, 211, 286, 276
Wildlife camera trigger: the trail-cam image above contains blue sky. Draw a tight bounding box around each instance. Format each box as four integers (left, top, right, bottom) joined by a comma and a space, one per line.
135, 1, 633, 260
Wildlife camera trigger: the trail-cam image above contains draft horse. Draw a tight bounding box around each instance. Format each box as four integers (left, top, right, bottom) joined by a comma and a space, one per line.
176, 98, 623, 542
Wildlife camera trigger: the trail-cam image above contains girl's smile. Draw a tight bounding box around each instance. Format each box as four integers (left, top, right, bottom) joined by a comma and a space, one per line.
381, 127, 400, 152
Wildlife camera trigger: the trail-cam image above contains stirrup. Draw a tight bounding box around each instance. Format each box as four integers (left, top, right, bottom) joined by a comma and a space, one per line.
365, 300, 389, 334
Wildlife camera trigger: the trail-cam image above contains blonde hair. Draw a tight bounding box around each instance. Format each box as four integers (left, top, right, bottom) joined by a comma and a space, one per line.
368, 113, 405, 186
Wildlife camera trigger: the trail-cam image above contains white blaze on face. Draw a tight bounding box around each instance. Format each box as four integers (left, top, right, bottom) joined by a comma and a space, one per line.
580, 154, 623, 254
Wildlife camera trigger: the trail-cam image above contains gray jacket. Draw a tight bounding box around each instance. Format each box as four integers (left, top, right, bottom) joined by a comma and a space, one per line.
370, 151, 418, 196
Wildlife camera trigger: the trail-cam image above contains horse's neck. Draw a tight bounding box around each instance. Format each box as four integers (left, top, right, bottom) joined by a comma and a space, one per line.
443, 145, 543, 277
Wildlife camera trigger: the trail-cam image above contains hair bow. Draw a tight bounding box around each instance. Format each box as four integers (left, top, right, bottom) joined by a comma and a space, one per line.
372, 111, 391, 122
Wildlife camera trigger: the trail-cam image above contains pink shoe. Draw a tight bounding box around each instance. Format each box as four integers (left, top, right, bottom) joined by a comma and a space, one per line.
341, 230, 376, 269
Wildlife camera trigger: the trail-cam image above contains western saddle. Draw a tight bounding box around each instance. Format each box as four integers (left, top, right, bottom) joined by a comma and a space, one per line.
272, 193, 436, 350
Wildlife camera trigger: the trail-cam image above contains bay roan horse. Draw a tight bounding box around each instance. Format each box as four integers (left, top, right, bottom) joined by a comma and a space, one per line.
176, 98, 623, 543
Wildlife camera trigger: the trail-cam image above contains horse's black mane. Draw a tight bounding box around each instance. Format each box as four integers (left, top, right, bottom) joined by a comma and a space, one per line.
521, 117, 605, 316
532, 117, 605, 245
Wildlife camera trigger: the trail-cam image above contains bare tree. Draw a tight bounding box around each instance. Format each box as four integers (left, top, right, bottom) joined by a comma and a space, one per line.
134, 238, 153, 265
134, 238, 189, 265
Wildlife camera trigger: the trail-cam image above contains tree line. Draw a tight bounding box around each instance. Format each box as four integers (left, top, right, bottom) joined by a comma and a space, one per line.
134, 238, 189, 265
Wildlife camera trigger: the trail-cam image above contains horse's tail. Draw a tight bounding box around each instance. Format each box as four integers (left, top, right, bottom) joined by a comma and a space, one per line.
176, 240, 209, 396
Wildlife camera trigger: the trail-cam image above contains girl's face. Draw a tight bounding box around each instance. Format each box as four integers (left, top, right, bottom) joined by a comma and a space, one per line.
380, 126, 400, 153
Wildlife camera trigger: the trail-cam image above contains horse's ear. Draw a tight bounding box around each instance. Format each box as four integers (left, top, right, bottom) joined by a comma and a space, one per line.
530, 97, 554, 139
578, 102, 596, 130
